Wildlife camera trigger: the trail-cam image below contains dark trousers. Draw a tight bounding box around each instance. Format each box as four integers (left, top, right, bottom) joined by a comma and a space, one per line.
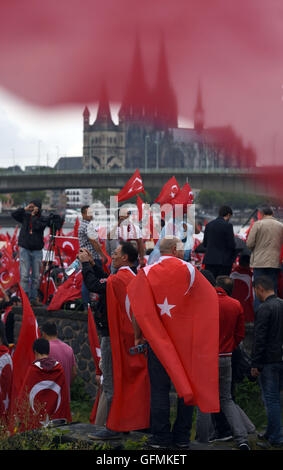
205, 264, 232, 280
148, 346, 194, 446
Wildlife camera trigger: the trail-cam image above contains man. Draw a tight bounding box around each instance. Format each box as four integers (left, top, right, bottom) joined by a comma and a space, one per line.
78, 241, 150, 439
11, 199, 49, 305
41, 321, 77, 400
212, 276, 251, 450
107, 207, 145, 270
203, 205, 236, 278
251, 275, 283, 447
128, 236, 220, 449
246, 206, 283, 298
78, 205, 108, 308
17, 337, 72, 430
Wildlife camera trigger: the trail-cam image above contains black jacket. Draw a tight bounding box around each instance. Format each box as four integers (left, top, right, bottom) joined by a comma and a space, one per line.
203, 217, 236, 266
81, 261, 110, 337
11, 207, 49, 251
252, 294, 283, 370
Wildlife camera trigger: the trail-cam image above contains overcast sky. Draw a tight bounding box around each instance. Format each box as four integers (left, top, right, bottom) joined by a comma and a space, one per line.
0, 87, 86, 169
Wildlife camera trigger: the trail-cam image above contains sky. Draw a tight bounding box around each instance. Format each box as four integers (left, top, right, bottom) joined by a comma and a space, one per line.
0, 87, 84, 169
0, 88, 193, 170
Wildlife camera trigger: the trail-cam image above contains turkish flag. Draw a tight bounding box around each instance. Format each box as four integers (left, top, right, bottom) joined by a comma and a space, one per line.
16, 360, 72, 430
39, 275, 57, 304
106, 266, 150, 431
136, 195, 144, 221
0, 345, 13, 423
55, 236, 79, 262
47, 271, 82, 311
116, 169, 145, 203
11, 286, 40, 404
155, 176, 180, 206
127, 256, 220, 412
230, 266, 254, 323
1, 305, 13, 324
171, 182, 194, 209
0, 251, 20, 291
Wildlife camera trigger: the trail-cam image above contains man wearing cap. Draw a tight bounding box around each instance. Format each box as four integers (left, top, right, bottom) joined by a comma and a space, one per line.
11, 199, 49, 306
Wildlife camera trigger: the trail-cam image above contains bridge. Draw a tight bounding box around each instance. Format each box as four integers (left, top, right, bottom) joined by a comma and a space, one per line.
0, 167, 281, 197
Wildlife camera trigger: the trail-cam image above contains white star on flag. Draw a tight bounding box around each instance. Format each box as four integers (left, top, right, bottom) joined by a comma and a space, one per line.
157, 298, 176, 318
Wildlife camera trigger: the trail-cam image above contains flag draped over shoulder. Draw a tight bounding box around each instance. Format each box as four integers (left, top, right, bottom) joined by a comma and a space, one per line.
106, 266, 150, 431
11, 286, 40, 405
0, 345, 13, 423
17, 359, 72, 430
127, 256, 220, 413
88, 306, 103, 424
116, 169, 145, 202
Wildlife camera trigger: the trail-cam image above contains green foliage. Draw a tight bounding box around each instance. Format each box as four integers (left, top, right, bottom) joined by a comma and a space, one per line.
11, 190, 48, 207
234, 378, 267, 430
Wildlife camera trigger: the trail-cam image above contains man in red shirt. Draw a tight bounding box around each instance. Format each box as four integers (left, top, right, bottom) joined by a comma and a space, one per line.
214, 275, 250, 450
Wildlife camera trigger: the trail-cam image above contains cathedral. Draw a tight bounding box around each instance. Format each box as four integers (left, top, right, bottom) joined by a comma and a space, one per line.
82, 40, 256, 172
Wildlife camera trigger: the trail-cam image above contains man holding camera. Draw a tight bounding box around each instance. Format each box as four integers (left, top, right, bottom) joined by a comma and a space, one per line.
11, 199, 49, 306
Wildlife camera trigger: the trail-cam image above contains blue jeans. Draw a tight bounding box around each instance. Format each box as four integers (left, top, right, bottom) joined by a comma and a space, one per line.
147, 346, 194, 446
260, 362, 283, 444
19, 247, 43, 301
253, 268, 280, 311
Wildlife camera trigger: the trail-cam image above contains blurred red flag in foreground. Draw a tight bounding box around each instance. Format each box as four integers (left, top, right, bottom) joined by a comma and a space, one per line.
0, 0, 282, 197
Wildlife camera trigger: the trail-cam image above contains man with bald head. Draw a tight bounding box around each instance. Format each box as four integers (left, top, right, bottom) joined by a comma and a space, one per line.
129, 236, 219, 449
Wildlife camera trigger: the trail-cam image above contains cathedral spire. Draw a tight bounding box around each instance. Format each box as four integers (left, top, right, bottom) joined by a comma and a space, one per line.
152, 38, 178, 129
118, 35, 150, 122
194, 81, 205, 133
95, 82, 114, 125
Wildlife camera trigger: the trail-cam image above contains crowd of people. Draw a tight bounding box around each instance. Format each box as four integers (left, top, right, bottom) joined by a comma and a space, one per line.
1, 199, 283, 450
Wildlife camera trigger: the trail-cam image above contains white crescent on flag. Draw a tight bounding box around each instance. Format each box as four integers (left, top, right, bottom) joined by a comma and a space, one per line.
230, 272, 251, 301
62, 241, 75, 251
29, 380, 62, 413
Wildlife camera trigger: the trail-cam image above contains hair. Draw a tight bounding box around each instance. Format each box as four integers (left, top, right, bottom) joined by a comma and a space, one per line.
238, 254, 250, 267
216, 275, 234, 296
200, 269, 216, 287
33, 337, 50, 355
260, 205, 273, 216
218, 206, 233, 217
253, 275, 274, 292
119, 241, 138, 263
81, 205, 89, 215
159, 236, 182, 255
0, 320, 9, 347
42, 321, 58, 337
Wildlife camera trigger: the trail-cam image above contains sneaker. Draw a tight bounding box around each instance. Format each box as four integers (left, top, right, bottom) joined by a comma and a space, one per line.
238, 442, 251, 450
174, 442, 190, 450
209, 433, 233, 443
88, 428, 122, 440
146, 439, 172, 449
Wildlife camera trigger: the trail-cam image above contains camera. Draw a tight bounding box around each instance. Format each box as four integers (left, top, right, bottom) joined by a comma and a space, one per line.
47, 213, 65, 235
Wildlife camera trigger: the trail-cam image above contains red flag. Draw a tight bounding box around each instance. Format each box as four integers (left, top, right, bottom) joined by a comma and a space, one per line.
230, 266, 254, 322
16, 359, 72, 430
0, 250, 20, 291
127, 256, 220, 412
47, 271, 82, 311
88, 306, 103, 424
136, 195, 144, 221
171, 182, 194, 209
155, 176, 180, 206
0, 345, 13, 423
55, 236, 79, 262
106, 267, 150, 431
39, 275, 57, 304
1, 305, 13, 324
116, 169, 145, 202
11, 285, 40, 403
